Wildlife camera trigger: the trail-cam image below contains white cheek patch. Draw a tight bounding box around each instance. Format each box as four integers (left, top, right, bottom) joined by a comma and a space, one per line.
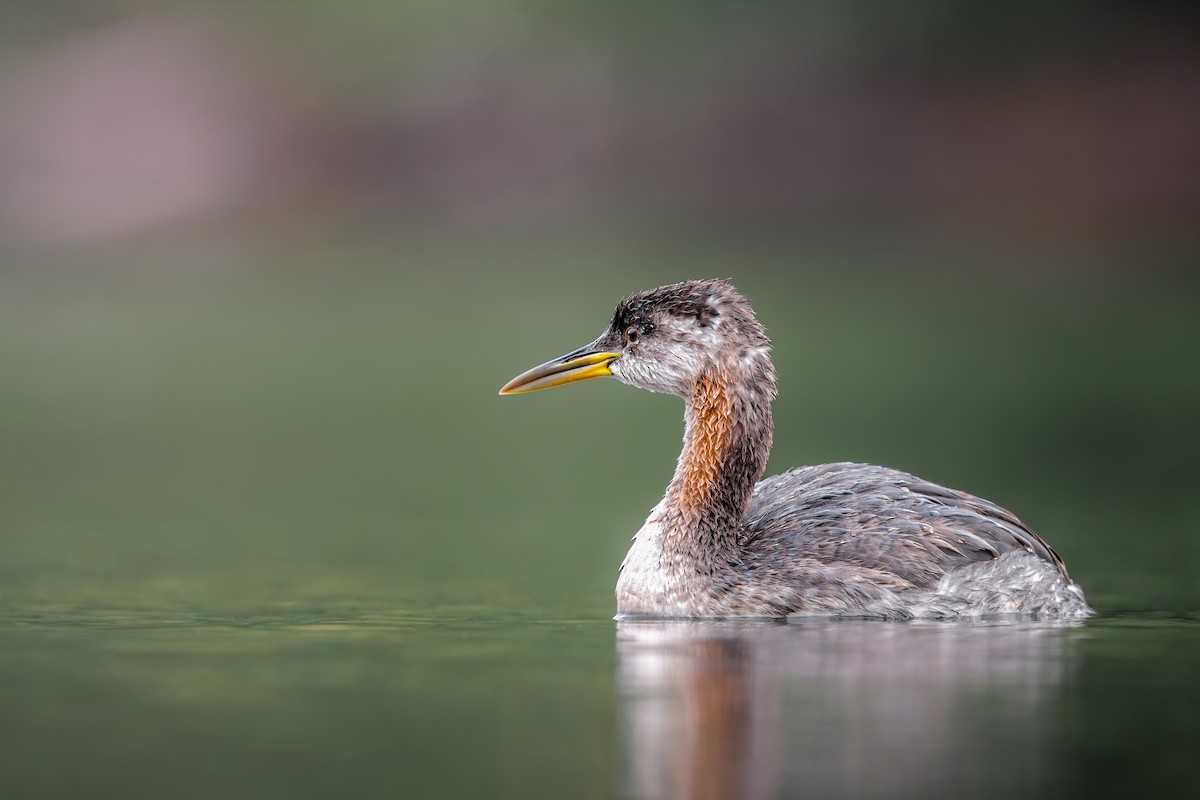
613, 354, 694, 396
610, 313, 755, 397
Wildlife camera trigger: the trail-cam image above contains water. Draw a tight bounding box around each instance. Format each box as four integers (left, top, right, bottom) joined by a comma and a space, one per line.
0, 607, 1195, 799
2, 243, 1197, 798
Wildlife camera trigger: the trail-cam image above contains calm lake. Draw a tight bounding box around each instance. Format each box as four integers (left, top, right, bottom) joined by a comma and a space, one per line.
0, 606, 1196, 798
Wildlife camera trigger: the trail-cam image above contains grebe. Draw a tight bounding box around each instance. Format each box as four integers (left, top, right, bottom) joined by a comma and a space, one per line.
500, 280, 1091, 619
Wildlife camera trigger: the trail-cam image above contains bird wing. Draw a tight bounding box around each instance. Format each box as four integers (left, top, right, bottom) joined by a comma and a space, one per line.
742, 462, 1070, 589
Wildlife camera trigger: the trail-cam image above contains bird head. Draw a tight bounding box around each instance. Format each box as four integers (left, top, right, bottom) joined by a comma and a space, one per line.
499, 279, 774, 399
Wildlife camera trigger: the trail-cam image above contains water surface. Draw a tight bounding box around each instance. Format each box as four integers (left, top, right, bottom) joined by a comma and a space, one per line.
1, 605, 1194, 799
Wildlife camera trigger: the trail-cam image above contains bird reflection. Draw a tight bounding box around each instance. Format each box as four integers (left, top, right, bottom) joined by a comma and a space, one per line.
616, 620, 1083, 800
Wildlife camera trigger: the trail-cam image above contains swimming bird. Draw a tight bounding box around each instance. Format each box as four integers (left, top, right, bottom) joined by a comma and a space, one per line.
500, 280, 1091, 619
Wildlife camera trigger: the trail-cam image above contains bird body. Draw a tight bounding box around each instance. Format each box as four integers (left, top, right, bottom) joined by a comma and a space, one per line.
501, 280, 1091, 619
618, 463, 1088, 619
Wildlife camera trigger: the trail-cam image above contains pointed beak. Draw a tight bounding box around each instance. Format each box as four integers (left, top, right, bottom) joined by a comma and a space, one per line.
499, 344, 621, 395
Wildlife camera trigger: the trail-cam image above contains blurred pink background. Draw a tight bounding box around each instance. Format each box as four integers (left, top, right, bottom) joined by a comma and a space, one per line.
0, 4, 1195, 263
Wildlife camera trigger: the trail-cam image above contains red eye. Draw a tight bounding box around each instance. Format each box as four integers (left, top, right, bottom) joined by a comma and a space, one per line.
625, 326, 639, 344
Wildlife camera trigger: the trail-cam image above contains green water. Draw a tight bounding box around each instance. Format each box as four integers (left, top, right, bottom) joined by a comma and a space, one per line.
1, 609, 1196, 798
0, 606, 618, 798
2, 239, 1197, 797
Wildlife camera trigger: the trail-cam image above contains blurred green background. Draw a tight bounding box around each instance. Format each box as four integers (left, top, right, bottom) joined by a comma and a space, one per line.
3, 241, 1198, 615
1, 0, 1196, 615
2, 3, 1199, 798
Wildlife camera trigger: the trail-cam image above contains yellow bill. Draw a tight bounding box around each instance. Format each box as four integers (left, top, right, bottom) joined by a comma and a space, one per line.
499, 349, 621, 395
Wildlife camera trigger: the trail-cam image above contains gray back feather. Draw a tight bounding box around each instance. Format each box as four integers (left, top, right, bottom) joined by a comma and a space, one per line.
742, 462, 1069, 590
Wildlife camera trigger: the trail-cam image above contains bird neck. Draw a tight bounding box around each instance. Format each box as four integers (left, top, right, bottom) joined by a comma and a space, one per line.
663, 363, 775, 555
